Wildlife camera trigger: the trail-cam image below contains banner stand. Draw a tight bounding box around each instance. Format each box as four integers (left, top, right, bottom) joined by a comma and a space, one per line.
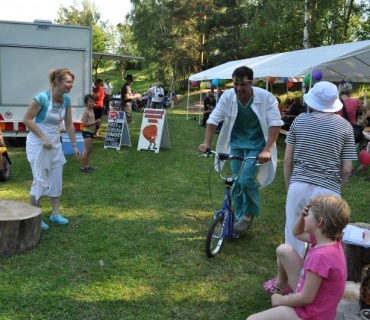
104, 111, 131, 150
137, 109, 170, 153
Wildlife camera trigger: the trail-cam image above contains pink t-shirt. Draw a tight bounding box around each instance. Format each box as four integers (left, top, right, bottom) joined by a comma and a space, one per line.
294, 237, 347, 320
337, 98, 361, 125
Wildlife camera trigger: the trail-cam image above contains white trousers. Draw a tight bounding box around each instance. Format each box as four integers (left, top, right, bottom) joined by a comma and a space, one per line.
30, 165, 63, 198
285, 182, 340, 256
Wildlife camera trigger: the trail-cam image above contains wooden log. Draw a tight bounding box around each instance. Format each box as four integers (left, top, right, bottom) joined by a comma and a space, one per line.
343, 222, 370, 283
0, 199, 41, 256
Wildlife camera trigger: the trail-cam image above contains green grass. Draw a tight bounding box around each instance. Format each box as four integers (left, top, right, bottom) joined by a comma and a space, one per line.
1, 94, 370, 320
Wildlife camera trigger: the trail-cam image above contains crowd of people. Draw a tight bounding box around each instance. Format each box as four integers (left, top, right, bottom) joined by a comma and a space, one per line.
198, 66, 363, 319
89, 76, 179, 124
21, 64, 367, 319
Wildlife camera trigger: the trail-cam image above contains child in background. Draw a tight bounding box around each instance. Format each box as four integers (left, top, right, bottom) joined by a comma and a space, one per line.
81, 94, 101, 173
247, 195, 350, 320
92, 79, 105, 137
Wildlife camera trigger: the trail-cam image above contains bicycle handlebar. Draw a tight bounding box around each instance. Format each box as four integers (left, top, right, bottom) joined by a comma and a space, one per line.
199, 150, 261, 182
200, 150, 259, 163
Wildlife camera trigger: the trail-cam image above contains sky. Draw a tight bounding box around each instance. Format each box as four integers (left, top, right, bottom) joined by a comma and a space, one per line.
0, 0, 132, 26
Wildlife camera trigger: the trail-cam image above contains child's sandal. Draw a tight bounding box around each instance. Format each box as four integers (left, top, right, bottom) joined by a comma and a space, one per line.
263, 277, 293, 295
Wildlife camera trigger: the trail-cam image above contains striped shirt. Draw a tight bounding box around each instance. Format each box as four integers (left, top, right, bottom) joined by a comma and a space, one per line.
286, 112, 357, 194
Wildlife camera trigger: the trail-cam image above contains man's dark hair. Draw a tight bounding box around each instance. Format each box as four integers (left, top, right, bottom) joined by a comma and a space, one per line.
232, 66, 253, 81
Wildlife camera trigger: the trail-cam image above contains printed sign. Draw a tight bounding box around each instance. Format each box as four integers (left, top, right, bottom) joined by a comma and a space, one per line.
104, 111, 131, 150
137, 109, 170, 153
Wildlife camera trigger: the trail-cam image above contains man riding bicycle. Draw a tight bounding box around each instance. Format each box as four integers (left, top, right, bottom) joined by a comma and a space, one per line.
198, 66, 283, 233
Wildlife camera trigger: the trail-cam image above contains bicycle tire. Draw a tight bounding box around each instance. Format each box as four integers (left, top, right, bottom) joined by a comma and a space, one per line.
0, 156, 10, 181
206, 215, 225, 258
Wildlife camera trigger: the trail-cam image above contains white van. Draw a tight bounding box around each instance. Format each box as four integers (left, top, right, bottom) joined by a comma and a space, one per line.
0, 20, 92, 137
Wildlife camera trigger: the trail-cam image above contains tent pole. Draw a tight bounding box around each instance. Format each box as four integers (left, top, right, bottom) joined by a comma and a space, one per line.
287, 84, 289, 98
307, 69, 313, 112
199, 89, 202, 125
187, 80, 190, 120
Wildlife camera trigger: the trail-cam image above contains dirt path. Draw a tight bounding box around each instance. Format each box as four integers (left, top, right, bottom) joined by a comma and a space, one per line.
186, 102, 203, 112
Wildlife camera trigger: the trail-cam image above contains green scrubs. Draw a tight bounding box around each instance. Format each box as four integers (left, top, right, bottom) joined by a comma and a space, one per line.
230, 98, 265, 220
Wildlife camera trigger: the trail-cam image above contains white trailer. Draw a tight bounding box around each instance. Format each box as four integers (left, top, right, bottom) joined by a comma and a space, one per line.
0, 20, 92, 137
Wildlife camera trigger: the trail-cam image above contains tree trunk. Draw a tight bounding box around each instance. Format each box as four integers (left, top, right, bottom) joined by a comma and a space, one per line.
0, 199, 42, 256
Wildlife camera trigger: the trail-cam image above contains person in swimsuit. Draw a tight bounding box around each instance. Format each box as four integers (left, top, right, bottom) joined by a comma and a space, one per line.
81, 94, 101, 173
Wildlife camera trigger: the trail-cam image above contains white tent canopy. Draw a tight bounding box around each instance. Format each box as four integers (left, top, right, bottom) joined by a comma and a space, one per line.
187, 40, 370, 119
188, 40, 370, 83
188, 54, 278, 81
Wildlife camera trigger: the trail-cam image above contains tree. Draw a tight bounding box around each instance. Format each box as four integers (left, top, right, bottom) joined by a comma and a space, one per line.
128, 0, 214, 90
55, 0, 110, 77
127, 0, 370, 92
300, 0, 370, 46
113, 21, 140, 79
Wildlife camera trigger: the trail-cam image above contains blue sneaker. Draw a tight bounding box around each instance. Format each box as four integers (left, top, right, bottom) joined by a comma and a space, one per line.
50, 213, 69, 225
41, 220, 49, 230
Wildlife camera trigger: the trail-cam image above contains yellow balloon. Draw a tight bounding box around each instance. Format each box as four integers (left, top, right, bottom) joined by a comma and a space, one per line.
200, 82, 207, 89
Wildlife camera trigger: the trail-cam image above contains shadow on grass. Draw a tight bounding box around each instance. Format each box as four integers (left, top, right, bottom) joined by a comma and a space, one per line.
0, 210, 278, 319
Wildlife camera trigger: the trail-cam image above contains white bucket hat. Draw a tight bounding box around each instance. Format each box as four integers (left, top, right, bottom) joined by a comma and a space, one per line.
303, 81, 343, 112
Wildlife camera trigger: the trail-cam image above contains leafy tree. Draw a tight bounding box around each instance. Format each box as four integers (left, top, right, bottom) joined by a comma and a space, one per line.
113, 20, 141, 80
129, 0, 214, 90
127, 0, 370, 92
55, 0, 110, 77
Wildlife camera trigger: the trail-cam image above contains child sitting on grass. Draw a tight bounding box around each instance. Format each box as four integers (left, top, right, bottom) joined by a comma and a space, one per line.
247, 195, 350, 320
81, 94, 101, 173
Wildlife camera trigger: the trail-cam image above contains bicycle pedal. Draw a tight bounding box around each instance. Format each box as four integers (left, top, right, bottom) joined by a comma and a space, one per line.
232, 233, 240, 239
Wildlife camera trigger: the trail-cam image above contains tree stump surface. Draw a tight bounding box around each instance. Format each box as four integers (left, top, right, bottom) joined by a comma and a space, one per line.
343, 222, 370, 283
0, 199, 42, 256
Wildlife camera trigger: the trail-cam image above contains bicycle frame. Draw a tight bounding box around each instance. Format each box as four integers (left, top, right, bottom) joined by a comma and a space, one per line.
214, 178, 238, 240
202, 150, 261, 257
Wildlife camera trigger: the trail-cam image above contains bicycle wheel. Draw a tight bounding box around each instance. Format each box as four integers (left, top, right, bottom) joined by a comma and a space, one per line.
0, 156, 10, 181
206, 215, 225, 258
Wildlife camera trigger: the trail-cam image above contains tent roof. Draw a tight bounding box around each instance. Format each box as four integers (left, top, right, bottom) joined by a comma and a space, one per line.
189, 40, 370, 83
188, 54, 277, 81
93, 52, 145, 62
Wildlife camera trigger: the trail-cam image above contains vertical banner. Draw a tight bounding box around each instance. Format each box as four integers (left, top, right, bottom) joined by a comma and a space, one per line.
104, 111, 131, 150
137, 108, 170, 153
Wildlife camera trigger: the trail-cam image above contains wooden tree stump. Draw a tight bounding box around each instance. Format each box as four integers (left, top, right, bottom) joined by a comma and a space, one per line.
0, 199, 41, 256
343, 222, 370, 283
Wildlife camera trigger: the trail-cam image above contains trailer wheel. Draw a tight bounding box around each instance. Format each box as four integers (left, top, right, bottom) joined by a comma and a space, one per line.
0, 156, 10, 181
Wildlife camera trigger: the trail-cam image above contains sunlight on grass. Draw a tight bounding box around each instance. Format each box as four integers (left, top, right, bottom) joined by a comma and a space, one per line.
156, 225, 200, 234
75, 283, 155, 301
1, 86, 369, 319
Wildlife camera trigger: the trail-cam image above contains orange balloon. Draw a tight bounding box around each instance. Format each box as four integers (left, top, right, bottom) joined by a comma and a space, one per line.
268, 77, 275, 84
287, 80, 293, 88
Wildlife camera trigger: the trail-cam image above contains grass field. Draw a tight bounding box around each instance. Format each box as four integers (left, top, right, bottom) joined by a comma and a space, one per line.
1, 94, 370, 320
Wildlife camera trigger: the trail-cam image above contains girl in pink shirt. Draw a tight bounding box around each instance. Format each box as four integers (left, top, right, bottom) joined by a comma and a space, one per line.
247, 196, 350, 320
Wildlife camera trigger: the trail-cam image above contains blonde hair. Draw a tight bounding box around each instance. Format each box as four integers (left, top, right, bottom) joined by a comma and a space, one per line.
49, 68, 75, 87
310, 195, 350, 240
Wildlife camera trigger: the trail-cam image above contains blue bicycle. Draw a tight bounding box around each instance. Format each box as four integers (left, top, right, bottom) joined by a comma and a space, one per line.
200, 150, 260, 258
